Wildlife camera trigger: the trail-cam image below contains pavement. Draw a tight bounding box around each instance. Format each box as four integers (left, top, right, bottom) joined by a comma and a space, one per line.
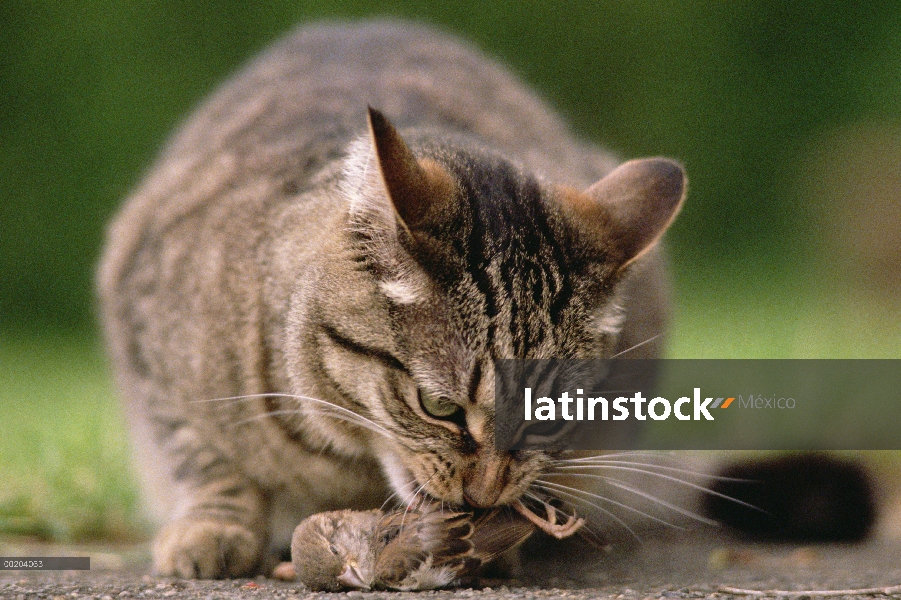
3, 530, 901, 599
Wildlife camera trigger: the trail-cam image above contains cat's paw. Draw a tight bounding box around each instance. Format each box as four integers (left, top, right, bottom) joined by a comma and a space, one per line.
153, 517, 262, 578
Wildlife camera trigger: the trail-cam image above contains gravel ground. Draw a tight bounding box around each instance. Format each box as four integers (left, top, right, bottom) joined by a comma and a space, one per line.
4, 531, 901, 599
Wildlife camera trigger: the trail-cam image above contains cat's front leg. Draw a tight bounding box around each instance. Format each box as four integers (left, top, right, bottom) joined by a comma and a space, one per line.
151, 424, 268, 578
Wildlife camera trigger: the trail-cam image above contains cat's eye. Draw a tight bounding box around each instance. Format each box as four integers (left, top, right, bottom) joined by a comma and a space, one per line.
516, 419, 571, 447
419, 390, 462, 419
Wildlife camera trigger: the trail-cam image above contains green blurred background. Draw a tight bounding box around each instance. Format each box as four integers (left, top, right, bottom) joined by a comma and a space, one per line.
1, 1, 899, 542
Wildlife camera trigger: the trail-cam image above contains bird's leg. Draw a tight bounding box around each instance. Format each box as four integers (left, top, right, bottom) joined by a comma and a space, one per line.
512, 500, 584, 539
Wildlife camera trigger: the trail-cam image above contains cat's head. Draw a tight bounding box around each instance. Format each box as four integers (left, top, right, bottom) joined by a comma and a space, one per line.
297, 108, 685, 510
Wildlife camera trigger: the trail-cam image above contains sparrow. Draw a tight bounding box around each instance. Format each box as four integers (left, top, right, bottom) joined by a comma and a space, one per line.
291, 503, 562, 591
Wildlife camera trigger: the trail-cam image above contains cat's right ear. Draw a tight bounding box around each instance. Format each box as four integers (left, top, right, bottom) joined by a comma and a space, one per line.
366, 107, 456, 234
562, 158, 686, 270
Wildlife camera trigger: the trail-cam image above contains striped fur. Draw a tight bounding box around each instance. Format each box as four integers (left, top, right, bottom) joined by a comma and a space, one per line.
97, 20, 681, 580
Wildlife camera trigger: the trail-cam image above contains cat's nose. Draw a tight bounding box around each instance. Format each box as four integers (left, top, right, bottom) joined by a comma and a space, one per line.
462, 455, 509, 507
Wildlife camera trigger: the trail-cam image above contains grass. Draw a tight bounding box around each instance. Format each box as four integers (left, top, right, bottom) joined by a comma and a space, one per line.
0, 275, 897, 543
0, 335, 146, 542
669, 268, 901, 359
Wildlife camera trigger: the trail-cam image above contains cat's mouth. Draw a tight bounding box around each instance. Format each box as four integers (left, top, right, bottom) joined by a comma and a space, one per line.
385, 454, 582, 539
405, 490, 584, 540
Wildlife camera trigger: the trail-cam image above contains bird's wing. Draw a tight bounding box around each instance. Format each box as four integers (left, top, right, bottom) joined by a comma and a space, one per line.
466, 508, 536, 566
373, 510, 474, 587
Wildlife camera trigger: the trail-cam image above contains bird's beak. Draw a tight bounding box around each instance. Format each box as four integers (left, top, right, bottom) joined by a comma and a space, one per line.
336, 562, 370, 590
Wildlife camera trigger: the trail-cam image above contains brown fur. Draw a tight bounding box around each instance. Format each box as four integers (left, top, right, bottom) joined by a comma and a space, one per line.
97, 20, 684, 579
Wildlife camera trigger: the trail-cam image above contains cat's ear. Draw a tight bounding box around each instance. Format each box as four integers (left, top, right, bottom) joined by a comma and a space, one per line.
565, 158, 686, 269
367, 107, 455, 232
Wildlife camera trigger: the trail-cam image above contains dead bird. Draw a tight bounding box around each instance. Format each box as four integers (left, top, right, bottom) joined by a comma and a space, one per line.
290, 502, 575, 591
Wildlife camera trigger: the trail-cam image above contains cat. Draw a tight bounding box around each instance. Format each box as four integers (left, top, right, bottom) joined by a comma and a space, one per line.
97, 19, 690, 580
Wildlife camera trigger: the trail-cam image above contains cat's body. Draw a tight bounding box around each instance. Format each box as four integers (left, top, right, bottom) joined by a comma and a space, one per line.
98, 20, 684, 579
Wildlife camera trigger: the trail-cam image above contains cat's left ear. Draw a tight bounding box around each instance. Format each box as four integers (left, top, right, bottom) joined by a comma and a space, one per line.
562, 158, 686, 270
367, 107, 456, 233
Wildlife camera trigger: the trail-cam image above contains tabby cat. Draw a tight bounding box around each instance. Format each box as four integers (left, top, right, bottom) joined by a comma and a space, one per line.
97, 20, 687, 579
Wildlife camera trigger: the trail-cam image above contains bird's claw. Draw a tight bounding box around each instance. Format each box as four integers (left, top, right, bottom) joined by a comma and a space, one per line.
513, 500, 584, 539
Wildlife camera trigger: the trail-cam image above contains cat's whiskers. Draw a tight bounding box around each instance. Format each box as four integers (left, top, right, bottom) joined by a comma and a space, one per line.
380, 492, 402, 512
545, 472, 718, 526
534, 479, 682, 529
552, 458, 745, 482
554, 450, 688, 463
398, 471, 440, 528
195, 392, 398, 441
551, 450, 688, 465
386, 472, 431, 513
398, 481, 426, 514
234, 407, 395, 442
206, 391, 452, 528
548, 463, 759, 510
541, 453, 762, 533
607, 334, 661, 358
